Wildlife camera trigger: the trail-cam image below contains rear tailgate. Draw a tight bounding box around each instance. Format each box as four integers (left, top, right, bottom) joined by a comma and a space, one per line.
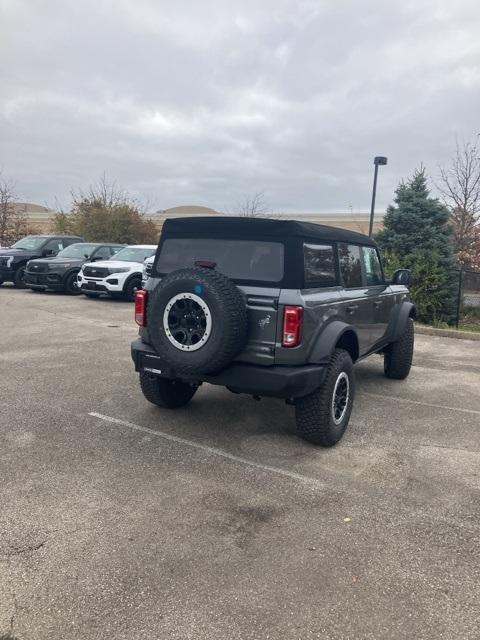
234, 286, 281, 365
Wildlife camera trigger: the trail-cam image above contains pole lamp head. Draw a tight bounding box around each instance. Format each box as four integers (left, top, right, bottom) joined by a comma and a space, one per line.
374, 156, 388, 166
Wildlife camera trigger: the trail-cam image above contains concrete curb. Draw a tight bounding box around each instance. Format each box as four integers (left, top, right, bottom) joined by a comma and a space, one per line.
415, 325, 480, 341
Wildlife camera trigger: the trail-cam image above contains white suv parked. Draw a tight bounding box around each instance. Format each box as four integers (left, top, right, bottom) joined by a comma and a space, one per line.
78, 244, 156, 301
141, 255, 155, 288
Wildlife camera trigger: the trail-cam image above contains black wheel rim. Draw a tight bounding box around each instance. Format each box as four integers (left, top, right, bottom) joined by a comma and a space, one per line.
167, 297, 208, 348
129, 281, 140, 298
68, 276, 78, 293
331, 372, 350, 425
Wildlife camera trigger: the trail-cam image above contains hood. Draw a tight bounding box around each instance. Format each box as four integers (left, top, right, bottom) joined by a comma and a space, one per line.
28, 256, 84, 267
83, 259, 142, 270
0, 248, 42, 258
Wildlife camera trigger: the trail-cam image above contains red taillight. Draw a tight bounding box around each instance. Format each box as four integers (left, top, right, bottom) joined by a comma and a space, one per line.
282, 305, 303, 347
135, 290, 148, 326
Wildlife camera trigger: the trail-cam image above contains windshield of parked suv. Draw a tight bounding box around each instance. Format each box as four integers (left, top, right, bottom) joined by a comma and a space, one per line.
156, 238, 284, 282
112, 247, 156, 263
10, 236, 47, 250
57, 243, 97, 258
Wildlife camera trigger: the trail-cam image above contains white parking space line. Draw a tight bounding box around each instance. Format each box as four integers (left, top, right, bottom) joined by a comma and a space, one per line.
364, 393, 480, 416
88, 412, 324, 489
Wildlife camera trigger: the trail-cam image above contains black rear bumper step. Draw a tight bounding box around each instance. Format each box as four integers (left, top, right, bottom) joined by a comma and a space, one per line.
131, 338, 325, 399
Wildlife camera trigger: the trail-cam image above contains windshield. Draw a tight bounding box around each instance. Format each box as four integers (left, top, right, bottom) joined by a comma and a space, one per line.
112, 247, 156, 263
156, 238, 284, 282
57, 243, 97, 258
10, 236, 47, 250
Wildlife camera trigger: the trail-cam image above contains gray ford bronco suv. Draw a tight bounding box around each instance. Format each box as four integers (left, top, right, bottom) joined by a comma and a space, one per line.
131, 217, 415, 446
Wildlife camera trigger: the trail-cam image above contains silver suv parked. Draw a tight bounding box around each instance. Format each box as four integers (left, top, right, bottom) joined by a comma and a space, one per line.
131, 217, 415, 446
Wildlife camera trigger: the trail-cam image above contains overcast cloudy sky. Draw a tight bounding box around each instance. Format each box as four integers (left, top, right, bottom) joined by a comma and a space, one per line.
1, 0, 480, 213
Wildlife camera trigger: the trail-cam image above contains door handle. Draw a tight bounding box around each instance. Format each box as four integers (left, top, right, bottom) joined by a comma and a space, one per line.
346, 304, 359, 314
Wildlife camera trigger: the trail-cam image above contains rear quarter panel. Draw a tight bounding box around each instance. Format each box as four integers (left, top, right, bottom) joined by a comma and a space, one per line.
273, 287, 345, 365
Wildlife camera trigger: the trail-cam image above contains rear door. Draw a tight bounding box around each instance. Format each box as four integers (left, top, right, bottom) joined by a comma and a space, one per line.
338, 243, 374, 355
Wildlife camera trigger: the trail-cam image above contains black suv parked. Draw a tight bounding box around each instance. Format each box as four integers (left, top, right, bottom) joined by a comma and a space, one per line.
132, 217, 415, 447
0, 235, 83, 288
25, 242, 124, 294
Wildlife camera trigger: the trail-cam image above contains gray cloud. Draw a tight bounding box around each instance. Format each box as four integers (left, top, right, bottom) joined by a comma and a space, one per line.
1, 0, 480, 212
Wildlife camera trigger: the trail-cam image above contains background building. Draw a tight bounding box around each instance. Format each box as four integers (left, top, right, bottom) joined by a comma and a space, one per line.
20, 202, 384, 236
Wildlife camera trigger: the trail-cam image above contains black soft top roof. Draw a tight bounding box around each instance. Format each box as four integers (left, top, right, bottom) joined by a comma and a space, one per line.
162, 216, 376, 247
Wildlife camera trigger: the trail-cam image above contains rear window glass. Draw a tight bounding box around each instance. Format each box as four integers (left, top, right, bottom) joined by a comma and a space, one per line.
304, 243, 337, 286
156, 238, 284, 282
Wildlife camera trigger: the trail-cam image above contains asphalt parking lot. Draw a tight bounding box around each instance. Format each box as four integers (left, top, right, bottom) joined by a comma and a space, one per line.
1, 287, 479, 640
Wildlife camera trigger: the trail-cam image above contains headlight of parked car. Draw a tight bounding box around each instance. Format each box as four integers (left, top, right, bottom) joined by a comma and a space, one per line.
108, 267, 130, 274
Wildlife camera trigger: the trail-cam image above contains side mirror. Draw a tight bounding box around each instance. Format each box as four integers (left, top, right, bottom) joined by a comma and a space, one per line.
43, 249, 56, 257
391, 269, 411, 286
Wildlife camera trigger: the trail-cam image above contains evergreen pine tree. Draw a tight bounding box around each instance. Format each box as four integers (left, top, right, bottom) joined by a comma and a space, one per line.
376, 168, 456, 324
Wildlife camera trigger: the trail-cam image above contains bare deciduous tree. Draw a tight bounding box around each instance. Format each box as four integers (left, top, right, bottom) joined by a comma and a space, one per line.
438, 137, 480, 267
0, 174, 27, 246
235, 191, 272, 218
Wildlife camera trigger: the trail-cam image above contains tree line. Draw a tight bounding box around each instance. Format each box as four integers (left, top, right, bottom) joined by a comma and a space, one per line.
0, 175, 158, 247
1, 137, 479, 324
375, 137, 480, 325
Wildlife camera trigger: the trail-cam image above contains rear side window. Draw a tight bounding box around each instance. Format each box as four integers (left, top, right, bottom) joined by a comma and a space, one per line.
303, 243, 337, 287
93, 246, 112, 260
362, 246, 384, 286
338, 243, 363, 288
63, 237, 80, 247
156, 238, 284, 283
44, 238, 64, 253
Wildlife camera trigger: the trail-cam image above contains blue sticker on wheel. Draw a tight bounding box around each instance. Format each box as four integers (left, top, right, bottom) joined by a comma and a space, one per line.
194, 285, 202, 295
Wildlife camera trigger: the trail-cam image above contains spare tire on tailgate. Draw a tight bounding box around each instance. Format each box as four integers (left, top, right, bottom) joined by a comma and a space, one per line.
147, 267, 248, 375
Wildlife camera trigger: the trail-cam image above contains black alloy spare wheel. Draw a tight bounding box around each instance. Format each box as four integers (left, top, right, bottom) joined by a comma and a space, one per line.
164, 293, 212, 351
147, 267, 248, 375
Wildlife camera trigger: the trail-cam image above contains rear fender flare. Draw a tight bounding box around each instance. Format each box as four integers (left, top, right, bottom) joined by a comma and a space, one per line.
308, 321, 360, 364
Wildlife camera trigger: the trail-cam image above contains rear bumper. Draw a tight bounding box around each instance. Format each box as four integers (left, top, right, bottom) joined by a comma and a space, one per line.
131, 338, 325, 399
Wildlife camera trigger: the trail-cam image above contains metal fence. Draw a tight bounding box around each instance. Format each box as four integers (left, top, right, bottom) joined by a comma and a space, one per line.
455, 269, 480, 328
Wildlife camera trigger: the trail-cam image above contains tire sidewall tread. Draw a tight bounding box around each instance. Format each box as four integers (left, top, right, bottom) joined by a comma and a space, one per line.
295, 348, 355, 447
384, 318, 414, 380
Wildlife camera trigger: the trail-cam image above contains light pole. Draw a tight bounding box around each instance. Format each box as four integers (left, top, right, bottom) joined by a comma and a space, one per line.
368, 156, 388, 237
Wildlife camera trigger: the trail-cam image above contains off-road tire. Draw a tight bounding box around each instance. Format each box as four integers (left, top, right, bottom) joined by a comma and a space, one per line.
65, 271, 81, 295
295, 348, 355, 447
13, 266, 26, 289
148, 267, 248, 375
123, 277, 141, 302
139, 371, 197, 408
384, 318, 414, 380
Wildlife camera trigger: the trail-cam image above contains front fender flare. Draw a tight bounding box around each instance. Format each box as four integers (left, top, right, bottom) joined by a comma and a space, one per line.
62, 268, 80, 284
389, 301, 416, 342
